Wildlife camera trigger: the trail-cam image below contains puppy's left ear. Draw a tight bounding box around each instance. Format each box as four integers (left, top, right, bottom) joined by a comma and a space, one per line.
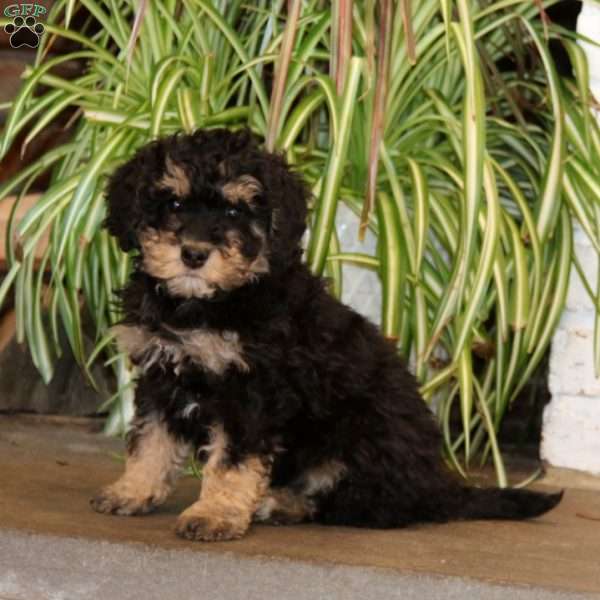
104, 155, 144, 252
259, 153, 309, 266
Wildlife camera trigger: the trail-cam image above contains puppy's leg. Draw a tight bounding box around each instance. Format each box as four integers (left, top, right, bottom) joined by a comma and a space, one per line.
253, 459, 347, 525
253, 488, 316, 525
176, 425, 270, 541
91, 414, 190, 516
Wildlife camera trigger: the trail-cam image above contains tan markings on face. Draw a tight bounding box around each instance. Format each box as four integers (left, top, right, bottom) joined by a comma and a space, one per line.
112, 324, 248, 375
139, 224, 269, 299
181, 239, 214, 252
253, 488, 316, 525
168, 228, 269, 298
221, 175, 263, 205
140, 229, 218, 298
165, 275, 217, 299
139, 228, 187, 280
176, 425, 271, 541
90, 416, 190, 515
194, 233, 269, 293
158, 156, 191, 197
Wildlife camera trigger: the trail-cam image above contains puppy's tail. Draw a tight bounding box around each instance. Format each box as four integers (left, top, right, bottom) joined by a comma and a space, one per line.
454, 486, 563, 521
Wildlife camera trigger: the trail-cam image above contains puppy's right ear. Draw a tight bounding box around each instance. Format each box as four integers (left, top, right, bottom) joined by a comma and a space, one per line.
104, 157, 143, 252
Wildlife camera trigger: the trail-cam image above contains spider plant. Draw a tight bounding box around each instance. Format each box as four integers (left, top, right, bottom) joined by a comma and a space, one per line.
1, 0, 599, 485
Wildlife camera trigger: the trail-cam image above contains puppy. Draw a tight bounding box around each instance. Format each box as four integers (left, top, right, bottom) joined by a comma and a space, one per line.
91, 129, 562, 541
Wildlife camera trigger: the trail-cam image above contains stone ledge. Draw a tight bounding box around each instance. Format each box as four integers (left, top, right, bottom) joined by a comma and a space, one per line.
543, 465, 600, 492
1, 415, 600, 598
0, 529, 592, 600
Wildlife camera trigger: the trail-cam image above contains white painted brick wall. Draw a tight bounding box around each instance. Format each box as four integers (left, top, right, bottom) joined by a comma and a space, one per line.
541, 0, 600, 475
336, 204, 382, 326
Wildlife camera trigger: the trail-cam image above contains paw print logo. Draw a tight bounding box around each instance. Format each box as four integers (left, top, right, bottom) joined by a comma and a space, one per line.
4, 15, 45, 49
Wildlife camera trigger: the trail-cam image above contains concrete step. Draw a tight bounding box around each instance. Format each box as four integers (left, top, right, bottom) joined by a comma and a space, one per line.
1, 415, 599, 600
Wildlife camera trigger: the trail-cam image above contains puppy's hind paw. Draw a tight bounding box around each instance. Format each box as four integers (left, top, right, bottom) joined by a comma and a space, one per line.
90, 485, 158, 516
175, 510, 248, 542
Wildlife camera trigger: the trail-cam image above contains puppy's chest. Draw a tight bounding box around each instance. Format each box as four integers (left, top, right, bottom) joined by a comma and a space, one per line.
112, 323, 248, 376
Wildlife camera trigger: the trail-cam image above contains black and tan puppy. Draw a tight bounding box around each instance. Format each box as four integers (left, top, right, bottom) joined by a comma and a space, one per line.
91, 129, 561, 541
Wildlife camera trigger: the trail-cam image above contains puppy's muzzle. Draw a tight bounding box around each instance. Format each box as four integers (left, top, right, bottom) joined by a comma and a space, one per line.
181, 245, 209, 269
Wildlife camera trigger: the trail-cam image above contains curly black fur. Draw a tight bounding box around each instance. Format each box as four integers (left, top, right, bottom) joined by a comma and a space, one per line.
103, 128, 562, 530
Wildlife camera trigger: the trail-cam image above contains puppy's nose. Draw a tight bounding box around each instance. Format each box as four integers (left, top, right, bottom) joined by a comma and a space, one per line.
181, 245, 209, 268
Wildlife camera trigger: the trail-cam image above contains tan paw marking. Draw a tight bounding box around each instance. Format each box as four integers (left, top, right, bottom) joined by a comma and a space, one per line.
175, 509, 248, 541
90, 484, 162, 516
175, 425, 270, 542
254, 488, 315, 525
90, 417, 189, 517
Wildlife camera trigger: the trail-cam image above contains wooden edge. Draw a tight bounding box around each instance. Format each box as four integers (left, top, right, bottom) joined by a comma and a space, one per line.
0, 193, 45, 270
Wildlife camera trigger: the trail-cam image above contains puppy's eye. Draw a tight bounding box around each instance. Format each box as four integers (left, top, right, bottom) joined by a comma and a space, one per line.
170, 198, 182, 211
225, 206, 240, 218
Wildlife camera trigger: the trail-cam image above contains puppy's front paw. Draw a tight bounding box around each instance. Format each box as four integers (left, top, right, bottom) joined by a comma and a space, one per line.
90, 484, 159, 516
175, 508, 249, 542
